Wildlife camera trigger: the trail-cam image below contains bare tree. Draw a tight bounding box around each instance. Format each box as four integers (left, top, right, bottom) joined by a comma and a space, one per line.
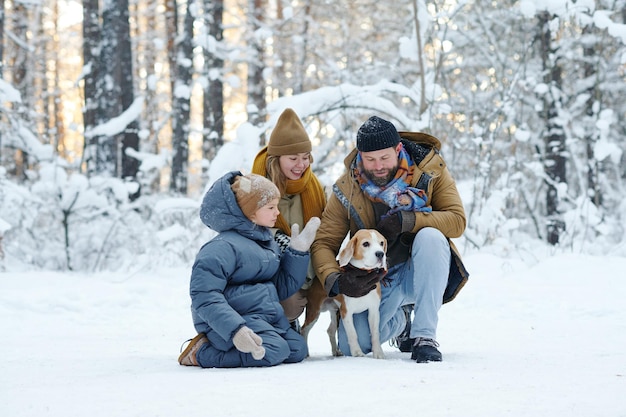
82, 0, 100, 175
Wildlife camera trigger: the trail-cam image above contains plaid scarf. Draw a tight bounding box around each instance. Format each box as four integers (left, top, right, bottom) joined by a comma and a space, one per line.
355, 144, 431, 214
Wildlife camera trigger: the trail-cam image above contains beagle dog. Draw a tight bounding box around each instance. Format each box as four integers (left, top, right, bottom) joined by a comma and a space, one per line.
302, 229, 387, 359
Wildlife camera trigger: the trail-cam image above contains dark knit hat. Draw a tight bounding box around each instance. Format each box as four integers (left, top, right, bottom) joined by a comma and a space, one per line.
356, 116, 401, 152
231, 173, 280, 220
267, 108, 312, 156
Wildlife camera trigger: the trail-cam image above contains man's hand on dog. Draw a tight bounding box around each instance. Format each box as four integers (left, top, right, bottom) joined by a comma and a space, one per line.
334, 266, 387, 297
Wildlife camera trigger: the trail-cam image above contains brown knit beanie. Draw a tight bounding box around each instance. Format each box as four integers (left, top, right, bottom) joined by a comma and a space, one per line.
231, 173, 280, 220
267, 108, 312, 156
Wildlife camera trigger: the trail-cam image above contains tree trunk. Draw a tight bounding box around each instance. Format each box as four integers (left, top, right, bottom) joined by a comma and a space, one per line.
0, 0, 4, 77
170, 0, 193, 194
165, 0, 178, 96
96, 0, 124, 176
118, 0, 140, 190
411, 0, 427, 115
582, 25, 601, 207
50, 1, 65, 156
538, 11, 566, 245
8, 2, 29, 180
0, 0, 3, 157
90, 0, 139, 182
247, 0, 266, 128
202, 0, 224, 165
82, 0, 100, 175
292, 0, 311, 95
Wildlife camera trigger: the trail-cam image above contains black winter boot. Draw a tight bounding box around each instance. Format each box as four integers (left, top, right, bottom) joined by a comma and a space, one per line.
411, 337, 442, 363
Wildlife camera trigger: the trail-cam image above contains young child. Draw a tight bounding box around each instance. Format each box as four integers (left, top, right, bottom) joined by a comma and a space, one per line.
178, 171, 320, 368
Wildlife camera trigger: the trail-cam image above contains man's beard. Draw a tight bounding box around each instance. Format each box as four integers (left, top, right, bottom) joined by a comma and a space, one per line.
363, 166, 398, 187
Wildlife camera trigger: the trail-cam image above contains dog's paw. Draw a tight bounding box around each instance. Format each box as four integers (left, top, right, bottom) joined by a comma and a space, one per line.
372, 349, 385, 359
332, 349, 344, 357
351, 349, 366, 357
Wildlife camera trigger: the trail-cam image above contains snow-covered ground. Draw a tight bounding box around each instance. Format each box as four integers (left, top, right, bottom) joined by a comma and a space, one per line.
1, 249, 625, 417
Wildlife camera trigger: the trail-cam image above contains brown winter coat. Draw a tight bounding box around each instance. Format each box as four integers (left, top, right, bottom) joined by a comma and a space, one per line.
311, 131, 469, 303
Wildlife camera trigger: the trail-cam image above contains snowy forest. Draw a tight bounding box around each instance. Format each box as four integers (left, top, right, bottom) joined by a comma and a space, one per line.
0, 0, 625, 273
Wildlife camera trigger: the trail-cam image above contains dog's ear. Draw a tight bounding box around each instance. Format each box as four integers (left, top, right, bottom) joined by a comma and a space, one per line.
375, 230, 387, 253
337, 237, 356, 267
379, 233, 388, 271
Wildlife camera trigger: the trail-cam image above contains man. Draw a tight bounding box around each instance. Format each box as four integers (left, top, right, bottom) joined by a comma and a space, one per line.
311, 116, 469, 362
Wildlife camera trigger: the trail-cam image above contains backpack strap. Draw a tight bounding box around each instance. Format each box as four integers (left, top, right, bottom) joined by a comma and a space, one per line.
332, 183, 366, 230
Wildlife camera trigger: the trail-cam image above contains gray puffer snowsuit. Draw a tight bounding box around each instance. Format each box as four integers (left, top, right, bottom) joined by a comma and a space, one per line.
190, 171, 309, 367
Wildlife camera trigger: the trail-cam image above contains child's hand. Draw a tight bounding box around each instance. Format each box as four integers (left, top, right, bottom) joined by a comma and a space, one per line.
233, 326, 265, 360
289, 217, 321, 252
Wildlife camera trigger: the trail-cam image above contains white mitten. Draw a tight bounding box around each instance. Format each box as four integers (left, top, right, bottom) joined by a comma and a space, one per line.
289, 217, 321, 252
232, 326, 265, 360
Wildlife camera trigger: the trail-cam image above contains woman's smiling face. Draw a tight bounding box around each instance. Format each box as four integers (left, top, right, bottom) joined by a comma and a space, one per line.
278, 153, 311, 180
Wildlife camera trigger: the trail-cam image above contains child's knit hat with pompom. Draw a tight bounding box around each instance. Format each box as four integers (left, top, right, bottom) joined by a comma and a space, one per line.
231, 173, 280, 220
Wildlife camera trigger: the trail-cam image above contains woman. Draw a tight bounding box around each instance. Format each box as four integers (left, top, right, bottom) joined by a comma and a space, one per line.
251, 108, 327, 330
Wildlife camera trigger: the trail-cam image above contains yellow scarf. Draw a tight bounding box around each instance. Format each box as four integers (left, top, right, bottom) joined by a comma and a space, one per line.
252, 147, 327, 235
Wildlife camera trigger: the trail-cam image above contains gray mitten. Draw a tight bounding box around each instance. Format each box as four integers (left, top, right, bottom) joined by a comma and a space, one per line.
233, 326, 265, 360
289, 217, 321, 252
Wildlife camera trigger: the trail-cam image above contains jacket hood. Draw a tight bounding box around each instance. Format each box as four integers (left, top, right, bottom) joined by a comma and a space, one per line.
200, 170, 274, 242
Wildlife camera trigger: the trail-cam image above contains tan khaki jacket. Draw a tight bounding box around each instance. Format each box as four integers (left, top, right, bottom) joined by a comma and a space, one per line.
311, 131, 469, 303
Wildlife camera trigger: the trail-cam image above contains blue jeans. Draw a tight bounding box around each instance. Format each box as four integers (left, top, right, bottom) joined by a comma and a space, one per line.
337, 227, 451, 355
